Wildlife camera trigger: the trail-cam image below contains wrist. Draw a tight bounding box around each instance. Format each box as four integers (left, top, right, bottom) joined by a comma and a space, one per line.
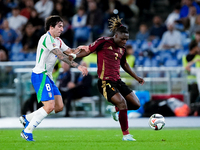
70, 53, 76, 59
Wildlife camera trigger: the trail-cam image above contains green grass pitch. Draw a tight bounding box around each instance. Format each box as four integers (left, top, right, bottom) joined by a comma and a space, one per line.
0, 128, 199, 150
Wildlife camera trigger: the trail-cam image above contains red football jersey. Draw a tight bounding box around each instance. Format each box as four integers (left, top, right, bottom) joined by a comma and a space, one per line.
89, 37, 126, 81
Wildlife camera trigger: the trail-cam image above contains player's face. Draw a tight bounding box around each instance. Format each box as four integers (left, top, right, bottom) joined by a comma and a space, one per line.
114, 32, 129, 47
52, 21, 63, 37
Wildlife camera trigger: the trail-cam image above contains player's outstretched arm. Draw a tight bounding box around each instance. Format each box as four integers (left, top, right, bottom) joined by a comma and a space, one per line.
63, 46, 90, 60
52, 48, 88, 76
75, 45, 90, 58
77, 45, 90, 53
63, 47, 81, 55
121, 61, 145, 85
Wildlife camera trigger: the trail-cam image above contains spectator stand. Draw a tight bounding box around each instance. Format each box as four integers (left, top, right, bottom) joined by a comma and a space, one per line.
9, 42, 36, 61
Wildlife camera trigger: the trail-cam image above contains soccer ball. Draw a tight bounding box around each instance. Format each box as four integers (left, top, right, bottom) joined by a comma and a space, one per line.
148, 114, 165, 130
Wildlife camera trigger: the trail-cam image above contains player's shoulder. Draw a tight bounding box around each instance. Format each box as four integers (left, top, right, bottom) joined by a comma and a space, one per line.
97, 36, 112, 41
92, 37, 113, 46
96, 36, 112, 42
40, 32, 49, 40
55, 37, 63, 43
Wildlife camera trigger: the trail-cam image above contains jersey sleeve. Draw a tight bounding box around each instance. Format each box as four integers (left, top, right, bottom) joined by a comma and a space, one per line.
59, 38, 69, 52
88, 37, 106, 53
46, 34, 59, 51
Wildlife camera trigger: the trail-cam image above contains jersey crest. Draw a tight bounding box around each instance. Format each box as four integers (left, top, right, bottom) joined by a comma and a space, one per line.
107, 46, 113, 50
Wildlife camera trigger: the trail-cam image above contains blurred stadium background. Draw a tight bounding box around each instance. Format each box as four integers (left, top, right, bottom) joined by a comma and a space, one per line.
0, 0, 200, 128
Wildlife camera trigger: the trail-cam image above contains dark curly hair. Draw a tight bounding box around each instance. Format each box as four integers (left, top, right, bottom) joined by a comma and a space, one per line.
108, 16, 128, 34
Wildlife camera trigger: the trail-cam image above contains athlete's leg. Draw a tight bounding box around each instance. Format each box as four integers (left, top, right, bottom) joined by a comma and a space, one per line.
22, 90, 62, 125
125, 92, 140, 110
110, 93, 130, 135
54, 95, 64, 113
98, 79, 134, 140
21, 100, 53, 141
23, 109, 40, 122
116, 80, 140, 110
110, 93, 127, 109
24, 100, 54, 133
21, 73, 56, 141
21, 96, 63, 131
42, 100, 55, 113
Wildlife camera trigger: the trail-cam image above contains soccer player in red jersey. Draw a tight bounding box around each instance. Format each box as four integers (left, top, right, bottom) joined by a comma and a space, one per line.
66, 16, 145, 141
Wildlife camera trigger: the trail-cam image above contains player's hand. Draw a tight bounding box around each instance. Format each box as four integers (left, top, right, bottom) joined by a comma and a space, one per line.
63, 51, 76, 61
63, 49, 72, 55
71, 48, 81, 54
78, 45, 89, 53
63, 48, 80, 55
137, 76, 145, 85
78, 65, 88, 76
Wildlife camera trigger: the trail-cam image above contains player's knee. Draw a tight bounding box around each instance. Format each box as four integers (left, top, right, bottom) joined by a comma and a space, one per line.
117, 100, 127, 110
45, 105, 55, 114
55, 104, 64, 113
59, 104, 64, 112
133, 101, 140, 110
135, 102, 140, 110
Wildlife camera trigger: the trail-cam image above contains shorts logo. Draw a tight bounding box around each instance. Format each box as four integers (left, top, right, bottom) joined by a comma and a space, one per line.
48, 92, 52, 98
111, 87, 115, 91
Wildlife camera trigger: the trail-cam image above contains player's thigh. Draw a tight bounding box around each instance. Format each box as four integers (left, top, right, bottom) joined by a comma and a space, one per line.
117, 80, 140, 109
31, 72, 55, 102
97, 79, 127, 109
110, 92, 127, 110
125, 92, 140, 109
50, 80, 63, 112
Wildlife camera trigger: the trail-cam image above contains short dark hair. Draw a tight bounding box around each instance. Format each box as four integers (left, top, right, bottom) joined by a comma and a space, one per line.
189, 40, 198, 51
45, 15, 63, 32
